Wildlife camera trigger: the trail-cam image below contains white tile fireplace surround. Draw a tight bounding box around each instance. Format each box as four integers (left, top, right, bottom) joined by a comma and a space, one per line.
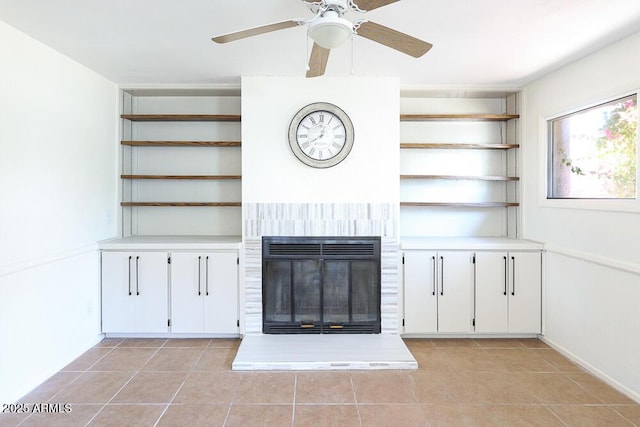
242, 202, 399, 335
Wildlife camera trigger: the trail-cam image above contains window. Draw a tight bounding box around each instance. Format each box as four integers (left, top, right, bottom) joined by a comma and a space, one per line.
547, 94, 638, 199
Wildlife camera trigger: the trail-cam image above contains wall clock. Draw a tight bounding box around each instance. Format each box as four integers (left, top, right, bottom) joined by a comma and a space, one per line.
288, 102, 354, 168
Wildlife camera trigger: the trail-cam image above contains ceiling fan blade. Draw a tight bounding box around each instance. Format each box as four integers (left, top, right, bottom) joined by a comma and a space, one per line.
306, 43, 330, 78
212, 20, 300, 43
356, 21, 432, 58
354, 0, 401, 12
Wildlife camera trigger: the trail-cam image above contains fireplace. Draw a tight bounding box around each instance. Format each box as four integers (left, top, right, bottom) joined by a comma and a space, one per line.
262, 236, 381, 334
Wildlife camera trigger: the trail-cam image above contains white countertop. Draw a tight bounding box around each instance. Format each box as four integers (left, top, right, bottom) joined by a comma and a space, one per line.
98, 235, 242, 251
99, 235, 543, 251
400, 236, 544, 250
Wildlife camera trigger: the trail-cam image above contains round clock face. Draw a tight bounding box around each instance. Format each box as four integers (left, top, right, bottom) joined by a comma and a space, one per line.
288, 102, 354, 168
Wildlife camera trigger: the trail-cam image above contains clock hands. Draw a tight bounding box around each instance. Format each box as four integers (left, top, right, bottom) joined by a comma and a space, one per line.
307, 123, 328, 145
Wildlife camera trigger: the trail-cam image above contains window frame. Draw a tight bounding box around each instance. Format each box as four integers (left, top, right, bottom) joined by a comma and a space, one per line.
541, 90, 640, 213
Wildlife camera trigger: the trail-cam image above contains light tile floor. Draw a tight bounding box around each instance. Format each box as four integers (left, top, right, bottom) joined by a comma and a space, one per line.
1, 338, 639, 426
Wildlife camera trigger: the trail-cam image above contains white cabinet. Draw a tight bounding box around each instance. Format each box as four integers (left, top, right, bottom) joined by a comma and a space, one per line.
101, 251, 169, 333
170, 251, 238, 334
403, 251, 474, 334
475, 251, 541, 334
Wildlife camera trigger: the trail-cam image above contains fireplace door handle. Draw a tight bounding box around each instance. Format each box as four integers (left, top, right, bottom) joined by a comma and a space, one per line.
440, 256, 444, 296
205, 256, 210, 296
511, 256, 516, 296
198, 256, 202, 296
135, 256, 140, 296
128, 256, 132, 296
503, 256, 508, 296
431, 256, 436, 296
300, 320, 315, 328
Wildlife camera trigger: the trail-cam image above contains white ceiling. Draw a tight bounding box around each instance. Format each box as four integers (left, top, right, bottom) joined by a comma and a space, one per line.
2, 0, 640, 88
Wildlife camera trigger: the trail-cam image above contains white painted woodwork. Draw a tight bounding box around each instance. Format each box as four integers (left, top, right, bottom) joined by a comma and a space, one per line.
403, 251, 437, 333
101, 251, 169, 333
475, 251, 541, 334
437, 251, 475, 333
508, 252, 542, 333
171, 251, 239, 334
403, 250, 474, 334
474, 252, 510, 333
120, 92, 242, 236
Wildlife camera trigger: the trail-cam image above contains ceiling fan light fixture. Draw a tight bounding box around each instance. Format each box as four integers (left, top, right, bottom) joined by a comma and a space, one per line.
308, 12, 353, 49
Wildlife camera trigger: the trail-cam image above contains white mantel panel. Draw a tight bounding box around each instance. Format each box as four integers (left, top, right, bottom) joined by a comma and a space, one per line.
241, 76, 399, 203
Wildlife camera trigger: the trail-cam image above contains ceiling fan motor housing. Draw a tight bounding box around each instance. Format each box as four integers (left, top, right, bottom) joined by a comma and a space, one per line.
308, 3, 354, 49
306, 0, 350, 15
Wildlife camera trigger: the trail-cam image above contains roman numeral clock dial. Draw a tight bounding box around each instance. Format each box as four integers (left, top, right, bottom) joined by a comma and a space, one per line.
288, 102, 354, 168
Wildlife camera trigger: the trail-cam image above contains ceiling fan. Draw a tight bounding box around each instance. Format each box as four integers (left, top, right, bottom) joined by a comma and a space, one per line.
211, 0, 432, 78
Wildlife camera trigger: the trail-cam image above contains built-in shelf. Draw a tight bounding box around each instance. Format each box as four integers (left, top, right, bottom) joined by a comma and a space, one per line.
400, 143, 519, 150
400, 175, 519, 181
121, 140, 241, 147
120, 114, 241, 122
401, 202, 520, 208
121, 175, 241, 180
400, 114, 519, 122
121, 202, 242, 207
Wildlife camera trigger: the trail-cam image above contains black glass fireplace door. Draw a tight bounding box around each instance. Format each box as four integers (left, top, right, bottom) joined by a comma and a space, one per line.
263, 259, 380, 334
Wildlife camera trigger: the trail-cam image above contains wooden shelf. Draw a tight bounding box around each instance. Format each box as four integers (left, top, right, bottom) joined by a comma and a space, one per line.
400, 143, 519, 150
121, 175, 241, 180
401, 202, 519, 208
400, 114, 519, 122
401, 175, 519, 181
121, 202, 241, 207
121, 114, 241, 122
121, 140, 241, 147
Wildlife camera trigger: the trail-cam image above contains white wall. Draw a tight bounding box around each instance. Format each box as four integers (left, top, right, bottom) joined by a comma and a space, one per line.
241, 76, 399, 203
0, 21, 117, 403
522, 31, 640, 400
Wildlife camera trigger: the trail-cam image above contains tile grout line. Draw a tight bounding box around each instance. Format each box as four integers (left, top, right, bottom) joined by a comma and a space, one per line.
151, 377, 187, 427
543, 404, 572, 426
350, 373, 364, 427
14, 342, 123, 427
84, 340, 165, 426
291, 373, 297, 427
608, 405, 640, 426
221, 372, 243, 427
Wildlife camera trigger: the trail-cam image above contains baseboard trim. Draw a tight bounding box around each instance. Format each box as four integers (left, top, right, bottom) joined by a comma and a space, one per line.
539, 335, 640, 404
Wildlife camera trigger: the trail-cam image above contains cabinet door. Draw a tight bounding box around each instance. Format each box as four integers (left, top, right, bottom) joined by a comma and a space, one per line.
101, 252, 136, 333
437, 251, 474, 333
508, 252, 541, 333
403, 251, 438, 333
170, 252, 205, 333
475, 252, 509, 333
133, 252, 169, 333
203, 252, 239, 334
